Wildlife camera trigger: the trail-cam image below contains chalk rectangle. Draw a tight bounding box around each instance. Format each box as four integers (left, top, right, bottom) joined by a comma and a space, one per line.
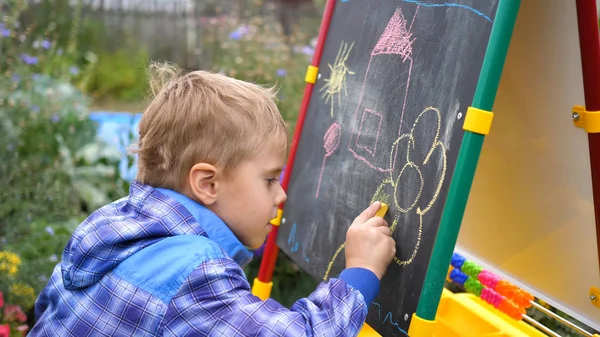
356, 108, 384, 156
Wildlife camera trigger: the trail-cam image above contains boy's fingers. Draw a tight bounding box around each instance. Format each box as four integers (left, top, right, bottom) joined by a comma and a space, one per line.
375, 226, 391, 236
354, 202, 381, 223
364, 217, 387, 228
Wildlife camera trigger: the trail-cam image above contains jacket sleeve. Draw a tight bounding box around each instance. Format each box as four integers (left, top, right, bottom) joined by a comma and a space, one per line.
159, 257, 380, 336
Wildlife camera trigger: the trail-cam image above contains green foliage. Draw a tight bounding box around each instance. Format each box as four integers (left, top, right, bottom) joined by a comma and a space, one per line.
0, 3, 130, 334
83, 48, 150, 103
206, 15, 314, 140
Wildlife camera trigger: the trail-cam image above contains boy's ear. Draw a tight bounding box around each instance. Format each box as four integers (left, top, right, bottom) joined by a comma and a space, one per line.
188, 163, 219, 205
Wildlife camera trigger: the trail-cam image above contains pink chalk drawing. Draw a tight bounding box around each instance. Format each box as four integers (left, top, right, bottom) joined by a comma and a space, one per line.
356, 109, 383, 156
316, 123, 342, 198
348, 6, 419, 172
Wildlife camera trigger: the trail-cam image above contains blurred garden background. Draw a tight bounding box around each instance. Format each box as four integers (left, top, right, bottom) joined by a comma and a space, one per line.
1, 0, 599, 336
1, 0, 322, 334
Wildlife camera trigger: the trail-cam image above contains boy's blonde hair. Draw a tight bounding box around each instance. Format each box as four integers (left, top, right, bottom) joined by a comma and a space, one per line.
132, 62, 288, 191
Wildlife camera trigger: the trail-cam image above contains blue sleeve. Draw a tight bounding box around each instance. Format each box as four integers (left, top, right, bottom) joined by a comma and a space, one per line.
338, 268, 380, 306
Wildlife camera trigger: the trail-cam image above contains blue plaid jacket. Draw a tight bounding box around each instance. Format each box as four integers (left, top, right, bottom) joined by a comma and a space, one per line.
30, 181, 380, 336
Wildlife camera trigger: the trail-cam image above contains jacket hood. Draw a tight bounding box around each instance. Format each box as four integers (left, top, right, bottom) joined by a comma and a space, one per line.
60, 182, 207, 290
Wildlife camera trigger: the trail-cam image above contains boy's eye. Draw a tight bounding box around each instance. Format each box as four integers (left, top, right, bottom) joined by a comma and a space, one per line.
266, 178, 278, 186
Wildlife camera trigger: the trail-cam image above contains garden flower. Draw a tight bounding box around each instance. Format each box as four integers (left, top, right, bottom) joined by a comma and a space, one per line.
17, 325, 29, 336
9, 283, 36, 303
0, 251, 21, 276
45, 226, 54, 235
0, 291, 4, 308
0, 23, 9, 37
229, 24, 250, 40
276, 68, 287, 77
19, 54, 38, 65
3, 305, 27, 323
0, 324, 9, 337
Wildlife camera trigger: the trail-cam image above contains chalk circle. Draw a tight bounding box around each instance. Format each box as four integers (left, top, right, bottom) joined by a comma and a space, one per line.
406, 107, 442, 166
323, 123, 342, 156
388, 134, 414, 185
394, 162, 423, 213
393, 211, 422, 266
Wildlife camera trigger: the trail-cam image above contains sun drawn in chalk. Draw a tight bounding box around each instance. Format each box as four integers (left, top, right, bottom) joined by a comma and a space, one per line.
320, 40, 355, 118
323, 107, 447, 281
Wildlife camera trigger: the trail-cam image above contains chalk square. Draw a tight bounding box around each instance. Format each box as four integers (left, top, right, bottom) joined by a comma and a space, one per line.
356, 108, 383, 156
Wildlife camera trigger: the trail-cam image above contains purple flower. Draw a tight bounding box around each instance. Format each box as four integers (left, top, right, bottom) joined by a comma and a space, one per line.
51, 114, 60, 123
45, 226, 55, 236
301, 46, 315, 57
0, 23, 9, 37
276, 68, 287, 77
70, 66, 79, 75
229, 31, 242, 40
41, 39, 51, 49
20, 54, 38, 65
229, 25, 250, 40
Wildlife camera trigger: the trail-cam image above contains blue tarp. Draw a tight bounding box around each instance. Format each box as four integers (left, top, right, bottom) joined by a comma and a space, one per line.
89, 111, 142, 182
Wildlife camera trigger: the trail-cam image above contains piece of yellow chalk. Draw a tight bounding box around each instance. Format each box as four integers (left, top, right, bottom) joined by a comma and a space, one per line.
375, 202, 388, 217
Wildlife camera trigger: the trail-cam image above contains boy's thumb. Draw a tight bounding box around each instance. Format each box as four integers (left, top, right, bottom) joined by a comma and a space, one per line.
355, 201, 381, 223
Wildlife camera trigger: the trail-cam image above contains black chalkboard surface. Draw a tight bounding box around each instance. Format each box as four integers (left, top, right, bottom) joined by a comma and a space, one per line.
276, 1, 499, 335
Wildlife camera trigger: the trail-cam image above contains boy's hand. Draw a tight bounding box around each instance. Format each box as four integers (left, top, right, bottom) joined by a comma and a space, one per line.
345, 202, 396, 280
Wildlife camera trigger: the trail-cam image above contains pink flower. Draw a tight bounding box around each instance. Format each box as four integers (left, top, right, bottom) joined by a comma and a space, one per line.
0, 291, 4, 309
4, 305, 27, 323
0, 324, 9, 337
17, 324, 29, 336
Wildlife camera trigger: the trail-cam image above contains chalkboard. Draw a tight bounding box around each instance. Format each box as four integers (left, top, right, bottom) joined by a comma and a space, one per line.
276, 1, 499, 335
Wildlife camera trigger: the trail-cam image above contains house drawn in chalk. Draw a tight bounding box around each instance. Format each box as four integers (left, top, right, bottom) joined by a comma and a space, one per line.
348, 6, 417, 173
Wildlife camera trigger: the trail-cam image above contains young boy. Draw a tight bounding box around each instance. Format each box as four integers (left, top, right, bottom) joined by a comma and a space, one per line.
30, 62, 396, 336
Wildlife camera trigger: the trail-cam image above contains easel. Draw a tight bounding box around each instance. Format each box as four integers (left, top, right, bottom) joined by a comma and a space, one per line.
251, 0, 600, 335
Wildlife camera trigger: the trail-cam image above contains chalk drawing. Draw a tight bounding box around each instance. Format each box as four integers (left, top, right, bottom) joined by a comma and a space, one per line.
348, 6, 418, 172
287, 223, 310, 262
373, 302, 408, 334
320, 41, 355, 118
288, 223, 299, 253
402, 0, 493, 23
316, 123, 342, 198
356, 109, 384, 156
323, 107, 448, 279
388, 107, 447, 267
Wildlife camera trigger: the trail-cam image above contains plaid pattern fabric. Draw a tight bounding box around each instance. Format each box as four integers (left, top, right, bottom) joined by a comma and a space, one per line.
30, 181, 369, 336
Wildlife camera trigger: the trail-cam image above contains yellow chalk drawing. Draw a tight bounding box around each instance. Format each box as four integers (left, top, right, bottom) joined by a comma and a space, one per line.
320, 41, 355, 118
323, 107, 448, 280
371, 178, 393, 206
324, 243, 346, 281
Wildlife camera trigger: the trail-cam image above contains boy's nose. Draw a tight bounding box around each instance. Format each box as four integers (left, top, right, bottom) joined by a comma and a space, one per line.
275, 186, 287, 205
